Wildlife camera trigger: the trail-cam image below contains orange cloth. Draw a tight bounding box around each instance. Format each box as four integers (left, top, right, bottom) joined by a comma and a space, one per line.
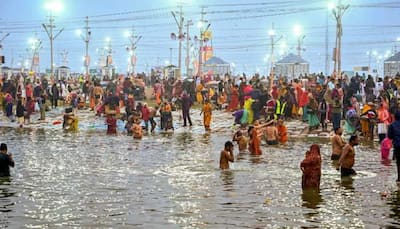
202, 102, 212, 130
249, 128, 262, 155
277, 124, 288, 144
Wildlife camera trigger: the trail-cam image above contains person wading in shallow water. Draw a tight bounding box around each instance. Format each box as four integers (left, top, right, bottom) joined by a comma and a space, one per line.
0, 143, 14, 177
220, 141, 234, 170
300, 144, 321, 190
339, 135, 359, 177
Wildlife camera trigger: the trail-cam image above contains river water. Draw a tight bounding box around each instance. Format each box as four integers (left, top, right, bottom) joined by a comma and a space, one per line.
0, 114, 400, 228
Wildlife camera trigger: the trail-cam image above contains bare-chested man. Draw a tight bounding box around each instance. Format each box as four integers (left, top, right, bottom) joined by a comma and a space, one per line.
220, 141, 234, 170
265, 120, 279, 145
233, 130, 248, 151
339, 135, 359, 177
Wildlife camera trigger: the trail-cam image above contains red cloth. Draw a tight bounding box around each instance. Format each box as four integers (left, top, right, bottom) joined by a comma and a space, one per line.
141, 106, 151, 121
300, 144, 321, 189
106, 116, 117, 134
228, 87, 239, 111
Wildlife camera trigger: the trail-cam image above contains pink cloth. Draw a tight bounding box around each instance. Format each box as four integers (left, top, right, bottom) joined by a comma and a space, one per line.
381, 137, 392, 160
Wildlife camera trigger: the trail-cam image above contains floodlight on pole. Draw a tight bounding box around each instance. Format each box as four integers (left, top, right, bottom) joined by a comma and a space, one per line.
331, 0, 350, 80
42, 0, 64, 80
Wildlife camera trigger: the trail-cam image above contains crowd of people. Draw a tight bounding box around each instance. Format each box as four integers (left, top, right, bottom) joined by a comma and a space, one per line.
2, 71, 400, 192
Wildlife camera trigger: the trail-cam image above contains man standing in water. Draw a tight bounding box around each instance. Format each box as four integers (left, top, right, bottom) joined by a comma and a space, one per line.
181, 91, 193, 127
339, 135, 359, 177
220, 141, 234, 170
388, 112, 400, 182
0, 143, 14, 177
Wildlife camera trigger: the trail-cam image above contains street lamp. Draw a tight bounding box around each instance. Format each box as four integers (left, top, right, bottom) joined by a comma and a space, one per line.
42, 0, 64, 80
293, 24, 305, 57
196, 6, 211, 79
331, 0, 350, 79
27, 36, 42, 73
125, 27, 142, 76
76, 16, 91, 80
171, 1, 186, 79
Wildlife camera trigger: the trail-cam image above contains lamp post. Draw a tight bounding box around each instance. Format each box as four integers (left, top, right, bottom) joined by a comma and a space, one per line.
42, 0, 64, 80
28, 36, 42, 74
105, 37, 113, 79
76, 16, 91, 80
268, 23, 282, 90
185, 20, 193, 78
198, 7, 210, 79
331, 0, 350, 80
294, 24, 305, 57
125, 27, 142, 76
171, 2, 184, 79
0, 32, 10, 78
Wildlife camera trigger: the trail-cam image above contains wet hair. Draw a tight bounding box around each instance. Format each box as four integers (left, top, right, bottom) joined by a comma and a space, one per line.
334, 127, 341, 134
349, 135, 358, 143
0, 143, 7, 151
225, 141, 234, 148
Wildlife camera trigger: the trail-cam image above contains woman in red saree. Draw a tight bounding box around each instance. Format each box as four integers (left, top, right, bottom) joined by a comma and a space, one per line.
300, 144, 321, 190
227, 85, 239, 111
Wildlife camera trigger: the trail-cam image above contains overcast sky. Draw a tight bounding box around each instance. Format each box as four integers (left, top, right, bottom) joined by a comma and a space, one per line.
0, 0, 398, 76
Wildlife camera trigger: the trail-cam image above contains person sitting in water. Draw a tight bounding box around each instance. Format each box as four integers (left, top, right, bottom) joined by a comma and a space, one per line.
233, 130, 248, 151
105, 114, 117, 135
0, 143, 14, 177
132, 120, 143, 139
220, 141, 234, 170
63, 108, 78, 131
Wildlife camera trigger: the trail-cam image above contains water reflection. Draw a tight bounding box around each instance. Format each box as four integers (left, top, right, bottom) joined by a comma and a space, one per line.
220, 170, 234, 188
0, 177, 15, 213
0, 126, 398, 227
340, 176, 354, 190
302, 188, 323, 209
386, 188, 400, 227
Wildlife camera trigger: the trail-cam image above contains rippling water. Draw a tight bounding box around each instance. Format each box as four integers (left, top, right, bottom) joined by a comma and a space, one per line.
0, 127, 400, 228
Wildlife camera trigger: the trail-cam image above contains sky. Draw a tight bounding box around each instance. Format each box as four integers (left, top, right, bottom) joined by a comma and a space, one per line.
0, 0, 399, 76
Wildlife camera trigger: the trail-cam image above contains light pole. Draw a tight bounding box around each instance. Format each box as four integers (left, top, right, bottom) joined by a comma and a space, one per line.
185, 20, 193, 78
105, 37, 113, 79
76, 16, 91, 80
294, 24, 305, 57
0, 32, 10, 78
332, 0, 350, 80
268, 23, 282, 88
28, 36, 42, 73
171, 2, 184, 79
198, 7, 210, 79
125, 27, 142, 76
326, 2, 336, 76
42, 0, 64, 80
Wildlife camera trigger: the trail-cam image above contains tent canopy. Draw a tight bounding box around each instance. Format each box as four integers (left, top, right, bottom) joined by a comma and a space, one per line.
276, 53, 308, 64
